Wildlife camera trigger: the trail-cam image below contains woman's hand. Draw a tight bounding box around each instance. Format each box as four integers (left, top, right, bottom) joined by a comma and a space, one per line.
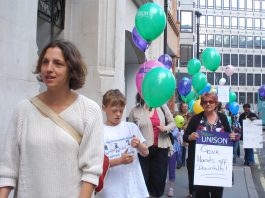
188, 132, 199, 141
157, 125, 167, 132
229, 131, 236, 140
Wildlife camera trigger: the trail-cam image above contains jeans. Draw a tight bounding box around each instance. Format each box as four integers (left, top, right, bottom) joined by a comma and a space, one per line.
168, 152, 177, 181
233, 141, 240, 163
244, 148, 254, 165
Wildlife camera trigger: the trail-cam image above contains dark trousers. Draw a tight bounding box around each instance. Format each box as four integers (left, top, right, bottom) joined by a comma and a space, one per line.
186, 159, 195, 195
138, 146, 168, 197
195, 186, 223, 198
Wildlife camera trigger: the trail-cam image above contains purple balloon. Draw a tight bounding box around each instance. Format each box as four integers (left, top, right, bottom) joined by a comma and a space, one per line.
178, 79, 192, 96
258, 85, 265, 97
158, 54, 172, 69
132, 27, 150, 52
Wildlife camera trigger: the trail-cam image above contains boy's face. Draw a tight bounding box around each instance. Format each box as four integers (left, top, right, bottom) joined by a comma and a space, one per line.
103, 104, 125, 126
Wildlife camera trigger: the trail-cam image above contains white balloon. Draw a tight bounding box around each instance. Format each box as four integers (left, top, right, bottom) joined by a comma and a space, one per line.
225, 65, 234, 77
219, 77, 226, 85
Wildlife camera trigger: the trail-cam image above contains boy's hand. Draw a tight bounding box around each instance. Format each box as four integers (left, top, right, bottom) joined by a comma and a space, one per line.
120, 149, 134, 164
131, 136, 140, 148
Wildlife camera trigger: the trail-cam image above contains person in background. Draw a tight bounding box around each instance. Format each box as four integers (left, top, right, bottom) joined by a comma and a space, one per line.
0, 40, 104, 198
183, 92, 235, 198
239, 103, 259, 166
129, 93, 176, 198
231, 115, 241, 164
98, 89, 149, 198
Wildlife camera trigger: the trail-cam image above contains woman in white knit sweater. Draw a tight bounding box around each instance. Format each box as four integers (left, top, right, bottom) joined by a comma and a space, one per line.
0, 40, 104, 198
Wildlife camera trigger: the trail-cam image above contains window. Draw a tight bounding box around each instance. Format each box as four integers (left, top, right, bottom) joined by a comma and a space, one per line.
254, 18, 261, 30
263, 74, 265, 84
247, 74, 254, 86
231, 73, 238, 85
215, 34, 222, 47
239, 73, 246, 85
247, 55, 254, 67
239, 54, 246, 67
180, 45, 193, 67
247, 92, 253, 104
200, 34, 206, 46
207, 72, 214, 84
231, 54, 238, 66
232, 0, 238, 10
255, 74, 261, 86
231, 17, 238, 29
180, 11, 193, 32
254, 36, 261, 49
216, 0, 222, 9
199, 0, 206, 8
224, 0, 230, 10
215, 73, 222, 84
220, 53, 223, 66
239, 92, 246, 104
223, 35, 230, 47
262, 1, 265, 12
207, 15, 214, 28
239, 36, 246, 48
247, 36, 253, 48
254, 0, 261, 11
207, 0, 214, 8
215, 16, 222, 28
255, 55, 261, 67
262, 19, 265, 30
207, 34, 214, 46
239, 17, 245, 29
223, 16, 230, 29
239, 0, 245, 10
231, 35, 238, 48
263, 55, 265, 67
200, 15, 206, 27
223, 54, 230, 65
247, 18, 253, 30
247, 0, 253, 11
262, 37, 265, 49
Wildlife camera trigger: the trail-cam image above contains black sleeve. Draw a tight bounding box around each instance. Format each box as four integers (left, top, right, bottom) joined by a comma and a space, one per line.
238, 113, 244, 127
183, 113, 202, 143
218, 113, 231, 133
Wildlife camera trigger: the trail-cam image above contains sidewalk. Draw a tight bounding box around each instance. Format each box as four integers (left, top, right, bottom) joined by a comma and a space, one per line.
162, 156, 259, 198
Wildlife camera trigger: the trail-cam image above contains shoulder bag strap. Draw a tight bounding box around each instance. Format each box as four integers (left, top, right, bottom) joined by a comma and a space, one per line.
30, 96, 82, 144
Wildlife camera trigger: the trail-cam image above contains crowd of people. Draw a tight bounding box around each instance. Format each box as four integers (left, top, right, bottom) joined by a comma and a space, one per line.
0, 40, 259, 198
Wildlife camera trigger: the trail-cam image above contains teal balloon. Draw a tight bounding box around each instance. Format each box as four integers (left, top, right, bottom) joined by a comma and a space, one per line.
142, 67, 176, 108
229, 91, 237, 102
192, 72, 207, 92
181, 90, 195, 104
188, 100, 195, 112
187, 58, 201, 75
135, 3, 166, 42
201, 48, 221, 72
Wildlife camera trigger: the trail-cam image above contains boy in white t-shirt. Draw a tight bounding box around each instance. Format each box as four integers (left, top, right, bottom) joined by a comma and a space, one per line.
97, 89, 149, 198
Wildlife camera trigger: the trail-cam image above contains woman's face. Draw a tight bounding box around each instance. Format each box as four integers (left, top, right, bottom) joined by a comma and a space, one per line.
40, 47, 69, 90
201, 97, 218, 113
181, 103, 188, 113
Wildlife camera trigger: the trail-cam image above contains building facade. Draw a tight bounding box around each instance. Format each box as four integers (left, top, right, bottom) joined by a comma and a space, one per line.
178, 0, 265, 112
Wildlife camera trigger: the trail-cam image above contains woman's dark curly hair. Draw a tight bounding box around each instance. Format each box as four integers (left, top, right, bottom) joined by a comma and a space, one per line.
33, 40, 87, 90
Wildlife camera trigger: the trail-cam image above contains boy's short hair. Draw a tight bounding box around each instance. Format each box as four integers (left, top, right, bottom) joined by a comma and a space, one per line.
102, 89, 126, 107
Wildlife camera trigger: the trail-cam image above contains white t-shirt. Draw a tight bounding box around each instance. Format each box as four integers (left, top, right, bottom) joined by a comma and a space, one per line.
97, 121, 149, 198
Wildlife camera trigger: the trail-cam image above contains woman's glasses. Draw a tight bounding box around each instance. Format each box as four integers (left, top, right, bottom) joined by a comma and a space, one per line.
202, 100, 215, 105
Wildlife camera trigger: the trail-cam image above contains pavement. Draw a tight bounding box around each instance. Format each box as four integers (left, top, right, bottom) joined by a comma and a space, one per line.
162, 150, 259, 198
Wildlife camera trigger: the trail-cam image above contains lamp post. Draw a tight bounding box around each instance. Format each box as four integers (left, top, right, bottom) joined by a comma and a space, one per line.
195, 10, 202, 59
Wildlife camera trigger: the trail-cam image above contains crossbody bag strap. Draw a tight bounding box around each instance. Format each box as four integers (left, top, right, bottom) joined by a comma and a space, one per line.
30, 96, 82, 144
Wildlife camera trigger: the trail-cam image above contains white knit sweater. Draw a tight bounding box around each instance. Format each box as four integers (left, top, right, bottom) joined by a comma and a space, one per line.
0, 94, 104, 198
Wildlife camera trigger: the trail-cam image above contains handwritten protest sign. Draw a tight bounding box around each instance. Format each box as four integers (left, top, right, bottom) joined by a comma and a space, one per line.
217, 86, 229, 103
243, 119, 263, 149
194, 131, 233, 187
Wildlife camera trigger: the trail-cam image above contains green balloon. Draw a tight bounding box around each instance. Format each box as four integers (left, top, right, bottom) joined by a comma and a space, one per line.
192, 72, 207, 92
187, 58, 201, 75
201, 48, 221, 72
135, 3, 166, 42
181, 90, 195, 104
142, 67, 176, 108
229, 91, 237, 102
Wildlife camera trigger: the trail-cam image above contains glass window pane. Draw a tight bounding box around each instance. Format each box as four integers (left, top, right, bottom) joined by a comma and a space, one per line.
254, 0, 261, 11
262, 19, 265, 30
239, 36, 246, 48
180, 45, 193, 67
247, 74, 254, 86
215, 16, 222, 28
231, 17, 238, 29
224, 0, 230, 9
207, 15, 214, 28
231, 73, 238, 85
207, 73, 214, 84
223, 16, 230, 28
239, 17, 245, 29
262, 37, 265, 49
247, 0, 253, 11
263, 74, 265, 84
239, 54, 246, 67
216, 0, 222, 9
254, 18, 261, 30
255, 74, 261, 86
207, 34, 214, 46
239, 0, 245, 10
200, 15, 206, 27
181, 11, 193, 32
239, 73, 246, 85
231, 35, 238, 48
247, 92, 253, 104
215, 34, 222, 47
247, 55, 253, 67
208, 0, 214, 8
223, 54, 230, 65
200, 0, 206, 8
247, 36, 253, 48
247, 18, 253, 30
262, 1, 265, 12
223, 35, 230, 47
231, 54, 238, 66
239, 92, 246, 104
232, 0, 238, 10
254, 36, 261, 49
255, 55, 261, 67
200, 34, 206, 46
262, 55, 265, 67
